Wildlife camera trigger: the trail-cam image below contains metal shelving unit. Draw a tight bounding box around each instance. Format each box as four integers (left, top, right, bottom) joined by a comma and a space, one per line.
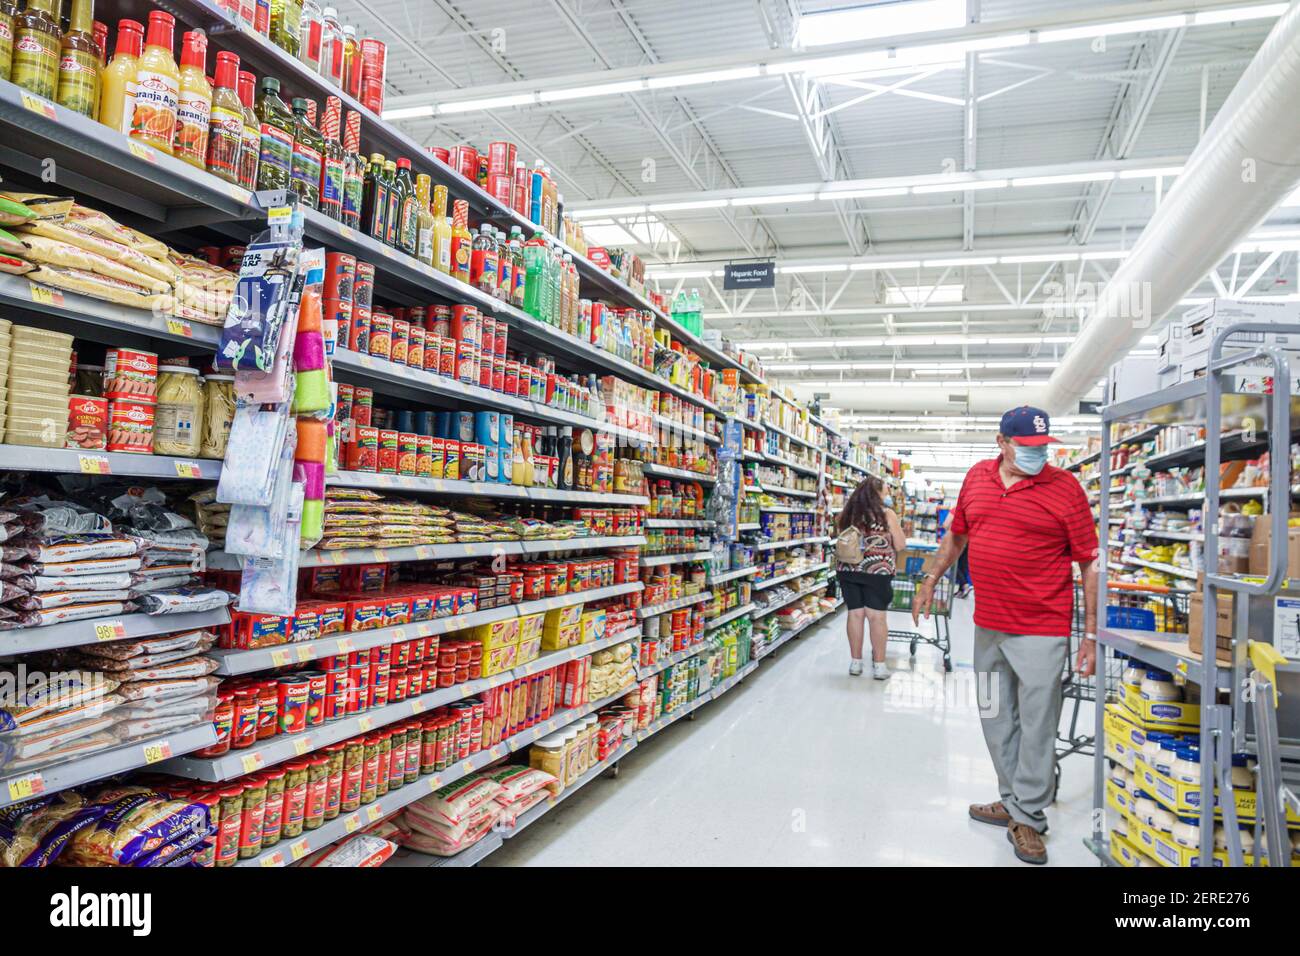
752, 562, 830, 591
208, 536, 647, 571
706, 565, 757, 585
705, 604, 756, 630
639, 550, 714, 567
642, 463, 717, 484
636, 591, 713, 618
644, 518, 713, 530
1093, 327, 1297, 867
331, 469, 649, 506
753, 582, 829, 620
755, 536, 829, 552
1, 608, 232, 657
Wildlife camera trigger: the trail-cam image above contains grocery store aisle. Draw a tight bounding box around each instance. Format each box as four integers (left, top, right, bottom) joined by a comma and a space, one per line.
486, 598, 1096, 866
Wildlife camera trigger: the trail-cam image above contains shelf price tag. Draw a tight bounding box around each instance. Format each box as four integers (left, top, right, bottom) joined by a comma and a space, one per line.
357, 716, 373, 732
173, 460, 202, 479
6, 773, 45, 803
127, 141, 156, 163
79, 455, 111, 476
21, 93, 57, 119
29, 284, 64, 307
267, 206, 292, 226
295, 646, 313, 663
410, 699, 426, 715
366, 804, 384, 822
260, 851, 285, 868
293, 737, 311, 756
94, 620, 126, 642
270, 649, 291, 667
337, 637, 354, 653
290, 838, 310, 861
240, 753, 264, 774
142, 740, 172, 764
344, 814, 361, 833
166, 318, 193, 338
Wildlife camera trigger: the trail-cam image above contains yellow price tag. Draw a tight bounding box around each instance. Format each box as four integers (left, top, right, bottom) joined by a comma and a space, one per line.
29, 284, 63, 307
366, 804, 383, 822
241, 753, 264, 773
142, 741, 172, 764
290, 838, 310, 861
373, 549, 388, 562
94, 620, 125, 642
462, 760, 474, 774
79, 455, 111, 476
267, 205, 292, 225
428, 777, 441, 791
270, 649, 291, 667
391, 628, 406, 641
259, 852, 284, 868
293, 738, 311, 756
337, 638, 354, 653
21, 93, 57, 119
6, 773, 45, 802
127, 140, 156, 163
166, 318, 193, 338
344, 814, 361, 833
173, 460, 202, 479
295, 646, 313, 663
357, 716, 372, 732
339, 226, 354, 241
489, 747, 501, 759
410, 699, 426, 714
1176, 660, 1189, 677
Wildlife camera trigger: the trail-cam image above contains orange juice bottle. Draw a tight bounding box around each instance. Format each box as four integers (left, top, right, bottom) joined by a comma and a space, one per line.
172, 30, 211, 168
97, 18, 142, 134
129, 10, 180, 154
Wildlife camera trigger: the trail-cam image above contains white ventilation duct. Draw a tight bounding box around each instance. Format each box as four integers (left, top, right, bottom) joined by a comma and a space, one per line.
1041, 0, 1300, 414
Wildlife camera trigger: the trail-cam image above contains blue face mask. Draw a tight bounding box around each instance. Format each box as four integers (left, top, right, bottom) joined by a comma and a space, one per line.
883, 496, 895, 508
1012, 444, 1048, 476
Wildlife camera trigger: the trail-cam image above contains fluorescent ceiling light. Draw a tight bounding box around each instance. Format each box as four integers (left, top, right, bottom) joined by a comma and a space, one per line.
850, 260, 921, 271
1193, 3, 1287, 25
1008, 172, 1116, 187
383, 105, 435, 120
1118, 166, 1183, 179
922, 256, 997, 268
1039, 15, 1190, 45
825, 186, 912, 200
571, 204, 647, 218
732, 193, 819, 206
1080, 250, 1130, 260
912, 179, 1008, 194
440, 93, 537, 113
647, 199, 730, 212
796, 0, 965, 47
1001, 253, 1078, 264
646, 66, 761, 88
885, 284, 965, 305
538, 80, 646, 101
779, 264, 849, 274
645, 270, 716, 279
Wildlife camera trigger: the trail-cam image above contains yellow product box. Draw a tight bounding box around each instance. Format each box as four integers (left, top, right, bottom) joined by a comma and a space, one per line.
516, 635, 542, 665
475, 618, 520, 651
579, 608, 607, 645
1122, 682, 1200, 731
518, 612, 545, 644
543, 605, 583, 634
1126, 814, 1270, 867
1109, 831, 1151, 868
1103, 702, 1142, 770
540, 623, 582, 651
1106, 778, 1135, 817
482, 643, 518, 677
1131, 755, 1299, 825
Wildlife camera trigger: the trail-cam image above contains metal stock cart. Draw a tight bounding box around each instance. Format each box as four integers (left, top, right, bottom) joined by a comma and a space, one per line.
888, 557, 955, 672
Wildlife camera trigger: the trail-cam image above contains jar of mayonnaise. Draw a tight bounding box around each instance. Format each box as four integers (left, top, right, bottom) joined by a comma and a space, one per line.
1215, 824, 1256, 854
1121, 655, 1145, 691
1172, 815, 1201, 849
1155, 737, 1180, 776
1141, 669, 1182, 702
1172, 742, 1201, 784
1132, 792, 1176, 832
1141, 731, 1176, 767
1230, 753, 1255, 790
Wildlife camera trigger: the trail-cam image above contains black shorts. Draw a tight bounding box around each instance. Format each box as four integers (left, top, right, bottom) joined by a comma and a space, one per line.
837, 572, 893, 611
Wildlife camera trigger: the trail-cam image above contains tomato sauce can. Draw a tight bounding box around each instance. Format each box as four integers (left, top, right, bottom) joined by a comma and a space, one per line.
353, 387, 373, 426
346, 425, 378, 472
256, 681, 278, 739
277, 676, 310, 734
439, 335, 456, 378
324, 665, 348, 720
481, 315, 496, 356
306, 672, 327, 726
423, 332, 442, 373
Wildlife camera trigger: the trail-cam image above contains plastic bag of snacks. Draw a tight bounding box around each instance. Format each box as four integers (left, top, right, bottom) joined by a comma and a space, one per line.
298, 834, 396, 867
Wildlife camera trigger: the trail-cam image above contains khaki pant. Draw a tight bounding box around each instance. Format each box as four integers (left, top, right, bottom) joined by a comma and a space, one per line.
973, 626, 1068, 833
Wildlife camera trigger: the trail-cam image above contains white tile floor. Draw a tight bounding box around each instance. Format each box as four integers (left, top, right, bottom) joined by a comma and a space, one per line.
485, 595, 1099, 866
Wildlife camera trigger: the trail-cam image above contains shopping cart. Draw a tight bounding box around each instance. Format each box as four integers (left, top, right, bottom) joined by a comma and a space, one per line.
1053, 581, 1187, 799
888, 563, 955, 672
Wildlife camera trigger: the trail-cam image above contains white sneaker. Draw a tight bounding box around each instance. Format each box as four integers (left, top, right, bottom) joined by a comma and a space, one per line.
872, 661, 890, 680
849, 660, 864, 676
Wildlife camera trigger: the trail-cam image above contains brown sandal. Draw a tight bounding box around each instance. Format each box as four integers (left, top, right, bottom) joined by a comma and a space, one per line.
1007, 822, 1048, 864
968, 801, 1012, 827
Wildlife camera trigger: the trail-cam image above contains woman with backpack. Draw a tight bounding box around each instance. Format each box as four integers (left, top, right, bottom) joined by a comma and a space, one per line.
835, 476, 906, 678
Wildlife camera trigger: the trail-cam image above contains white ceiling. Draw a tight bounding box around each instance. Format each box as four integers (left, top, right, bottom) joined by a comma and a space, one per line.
334, 0, 1298, 460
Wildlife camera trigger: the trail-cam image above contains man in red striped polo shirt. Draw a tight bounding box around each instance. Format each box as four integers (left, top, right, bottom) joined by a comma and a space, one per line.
913, 406, 1098, 865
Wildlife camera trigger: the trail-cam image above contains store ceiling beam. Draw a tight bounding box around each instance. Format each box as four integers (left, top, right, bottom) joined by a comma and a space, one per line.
379, 0, 1284, 117
1043, 1, 1300, 412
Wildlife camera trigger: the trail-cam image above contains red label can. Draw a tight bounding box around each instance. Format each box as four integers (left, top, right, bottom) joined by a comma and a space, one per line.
451, 304, 478, 348
324, 666, 347, 721
390, 318, 409, 366
378, 428, 399, 474
423, 332, 442, 373
306, 672, 327, 726
439, 336, 456, 377
346, 425, 378, 472
277, 676, 310, 734
368, 311, 393, 361
417, 433, 434, 477
324, 252, 356, 302
398, 431, 419, 476
407, 324, 425, 369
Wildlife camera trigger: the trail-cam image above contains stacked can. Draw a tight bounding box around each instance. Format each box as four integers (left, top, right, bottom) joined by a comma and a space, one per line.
358, 38, 387, 114
104, 347, 158, 454
348, 260, 375, 353
324, 253, 355, 361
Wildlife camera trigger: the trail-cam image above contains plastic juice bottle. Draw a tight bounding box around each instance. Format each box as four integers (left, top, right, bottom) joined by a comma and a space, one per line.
528, 161, 545, 228
11, 0, 62, 100
0, 1, 17, 82
290, 97, 323, 209
414, 173, 435, 267
236, 70, 261, 190
394, 158, 418, 256
129, 11, 179, 154
319, 6, 343, 85
382, 159, 400, 246
361, 152, 388, 241
496, 229, 512, 301
318, 95, 345, 220
430, 184, 451, 274
449, 200, 472, 284
270, 0, 302, 57
97, 17, 142, 134
56, 0, 99, 117
205, 50, 243, 184
173, 31, 212, 169
521, 233, 544, 317
341, 109, 363, 227
687, 288, 702, 335
510, 236, 526, 309
340, 24, 359, 98
255, 76, 295, 192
